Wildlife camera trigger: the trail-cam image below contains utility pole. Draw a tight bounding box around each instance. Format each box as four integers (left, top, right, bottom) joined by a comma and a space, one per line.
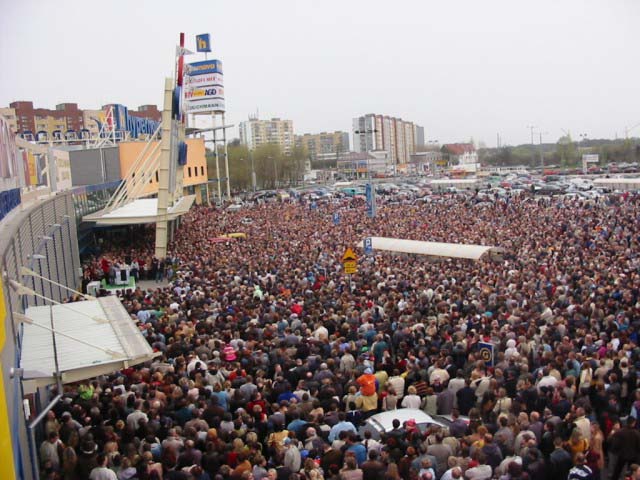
538, 131, 548, 170
527, 125, 536, 166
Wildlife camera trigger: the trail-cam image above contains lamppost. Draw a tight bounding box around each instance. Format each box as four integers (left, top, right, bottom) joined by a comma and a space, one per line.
246, 150, 256, 192
527, 125, 537, 166
538, 131, 549, 170
267, 156, 277, 188
426, 140, 439, 174
624, 122, 640, 139
240, 156, 256, 193
354, 127, 378, 218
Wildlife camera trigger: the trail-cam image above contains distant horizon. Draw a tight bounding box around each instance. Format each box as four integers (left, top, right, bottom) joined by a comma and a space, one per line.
2, 1, 639, 147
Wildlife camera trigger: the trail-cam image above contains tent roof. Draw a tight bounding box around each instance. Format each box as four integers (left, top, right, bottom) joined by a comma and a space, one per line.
20, 296, 158, 390
358, 237, 503, 261
593, 178, 640, 185
83, 195, 195, 225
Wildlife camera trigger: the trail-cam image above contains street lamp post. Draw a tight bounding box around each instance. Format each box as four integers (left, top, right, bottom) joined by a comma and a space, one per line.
538, 131, 549, 170
625, 122, 640, 139
527, 125, 537, 166
354, 127, 378, 218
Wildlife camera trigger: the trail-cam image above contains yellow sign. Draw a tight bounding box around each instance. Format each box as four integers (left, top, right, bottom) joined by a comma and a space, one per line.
342, 248, 357, 262
343, 261, 357, 274
342, 248, 358, 274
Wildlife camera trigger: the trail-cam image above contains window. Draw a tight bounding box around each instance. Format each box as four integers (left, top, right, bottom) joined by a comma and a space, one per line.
188, 167, 192, 177
155, 172, 159, 182
200, 166, 204, 176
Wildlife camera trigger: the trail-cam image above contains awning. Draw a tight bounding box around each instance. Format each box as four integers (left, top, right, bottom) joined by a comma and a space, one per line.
358, 237, 504, 261
20, 296, 158, 391
83, 195, 195, 225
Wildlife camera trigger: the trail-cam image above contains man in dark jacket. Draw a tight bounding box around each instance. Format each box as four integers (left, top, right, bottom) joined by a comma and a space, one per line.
610, 417, 640, 480
548, 436, 572, 480
361, 450, 385, 480
456, 379, 476, 415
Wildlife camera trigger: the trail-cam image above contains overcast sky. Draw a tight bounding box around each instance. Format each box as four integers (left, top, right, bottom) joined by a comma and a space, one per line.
1, 0, 639, 146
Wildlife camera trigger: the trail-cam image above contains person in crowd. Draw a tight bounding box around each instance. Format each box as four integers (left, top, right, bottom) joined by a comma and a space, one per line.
57, 192, 640, 480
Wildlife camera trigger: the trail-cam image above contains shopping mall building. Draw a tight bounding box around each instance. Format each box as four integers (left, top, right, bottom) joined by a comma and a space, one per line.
0, 104, 208, 478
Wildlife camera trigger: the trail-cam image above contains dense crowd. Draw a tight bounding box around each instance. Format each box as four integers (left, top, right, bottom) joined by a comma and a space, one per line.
43, 191, 640, 480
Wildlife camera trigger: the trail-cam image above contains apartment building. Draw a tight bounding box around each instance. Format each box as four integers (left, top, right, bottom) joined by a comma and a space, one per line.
352, 113, 422, 165
239, 116, 294, 153
296, 131, 349, 163
5, 101, 161, 141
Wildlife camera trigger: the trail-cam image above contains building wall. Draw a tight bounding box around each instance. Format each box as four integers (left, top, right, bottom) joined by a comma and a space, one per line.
239, 118, 294, 153
6, 101, 160, 140
0, 108, 17, 133
118, 138, 208, 197
415, 125, 425, 148
352, 114, 420, 165
296, 131, 349, 161
69, 146, 121, 186
82, 110, 106, 138
0, 192, 81, 480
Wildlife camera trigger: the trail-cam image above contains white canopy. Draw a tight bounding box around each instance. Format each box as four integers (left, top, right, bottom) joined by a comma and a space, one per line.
83, 195, 195, 225
358, 237, 503, 261
20, 296, 158, 391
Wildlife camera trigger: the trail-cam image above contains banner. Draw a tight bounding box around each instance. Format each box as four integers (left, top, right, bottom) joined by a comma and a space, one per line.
196, 34, 211, 52
28, 152, 38, 185
184, 73, 223, 87
185, 59, 223, 76
478, 342, 495, 367
365, 183, 377, 218
184, 60, 225, 114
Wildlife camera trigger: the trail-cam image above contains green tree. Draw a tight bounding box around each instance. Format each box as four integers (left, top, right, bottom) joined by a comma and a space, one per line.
556, 135, 576, 167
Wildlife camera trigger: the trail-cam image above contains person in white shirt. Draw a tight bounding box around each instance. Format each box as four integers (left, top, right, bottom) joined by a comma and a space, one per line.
89, 453, 117, 480
401, 386, 422, 409
126, 401, 148, 431
441, 466, 463, 480
387, 371, 405, 398
313, 322, 328, 341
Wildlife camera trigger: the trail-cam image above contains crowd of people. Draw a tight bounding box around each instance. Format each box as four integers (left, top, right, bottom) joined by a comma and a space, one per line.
42, 191, 640, 480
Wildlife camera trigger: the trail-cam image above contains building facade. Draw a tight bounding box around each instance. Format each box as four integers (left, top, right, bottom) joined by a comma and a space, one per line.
5, 101, 161, 140
296, 131, 349, 163
239, 116, 294, 154
441, 143, 480, 172
0, 108, 18, 133
352, 114, 422, 166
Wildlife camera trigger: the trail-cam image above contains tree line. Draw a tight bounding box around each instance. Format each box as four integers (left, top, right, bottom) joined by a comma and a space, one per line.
206, 141, 307, 192
480, 136, 640, 167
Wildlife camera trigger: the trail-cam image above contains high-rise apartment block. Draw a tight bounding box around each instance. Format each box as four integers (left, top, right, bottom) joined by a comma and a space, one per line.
352, 114, 423, 165
239, 116, 294, 153
296, 131, 349, 163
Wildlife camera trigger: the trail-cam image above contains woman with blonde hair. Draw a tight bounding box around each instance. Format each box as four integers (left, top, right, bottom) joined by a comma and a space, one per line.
401, 385, 421, 409
340, 455, 363, 480
567, 428, 589, 462
384, 462, 402, 480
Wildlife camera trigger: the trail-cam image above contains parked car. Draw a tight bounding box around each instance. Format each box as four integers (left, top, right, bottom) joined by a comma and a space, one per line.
358, 409, 469, 440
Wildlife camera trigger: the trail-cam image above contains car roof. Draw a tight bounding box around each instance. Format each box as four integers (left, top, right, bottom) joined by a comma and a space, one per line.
365, 408, 443, 432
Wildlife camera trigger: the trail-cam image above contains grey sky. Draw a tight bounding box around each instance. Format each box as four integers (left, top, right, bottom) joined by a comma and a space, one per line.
1, 0, 639, 146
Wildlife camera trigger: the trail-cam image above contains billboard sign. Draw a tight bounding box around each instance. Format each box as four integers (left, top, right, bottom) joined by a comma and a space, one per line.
478, 342, 495, 367
185, 59, 223, 76
364, 236, 373, 255
365, 182, 376, 218
582, 154, 599, 173
184, 60, 225, 114
196, 33, 212, 52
